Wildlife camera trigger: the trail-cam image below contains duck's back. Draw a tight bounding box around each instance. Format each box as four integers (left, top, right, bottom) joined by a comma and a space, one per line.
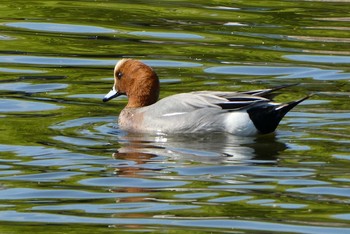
119, 92, 261, 135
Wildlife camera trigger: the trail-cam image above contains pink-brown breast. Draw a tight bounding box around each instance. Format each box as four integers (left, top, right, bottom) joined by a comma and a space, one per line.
118, 108, 145, 132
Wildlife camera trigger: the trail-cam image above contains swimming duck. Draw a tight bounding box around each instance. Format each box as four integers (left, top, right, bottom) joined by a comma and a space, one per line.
103, 59, 309, 136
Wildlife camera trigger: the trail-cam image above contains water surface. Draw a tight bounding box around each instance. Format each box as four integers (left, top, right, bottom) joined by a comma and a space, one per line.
1, 0, 350, 233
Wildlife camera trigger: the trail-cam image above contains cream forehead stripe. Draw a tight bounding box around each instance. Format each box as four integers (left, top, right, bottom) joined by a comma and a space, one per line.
114, 59, 130, 76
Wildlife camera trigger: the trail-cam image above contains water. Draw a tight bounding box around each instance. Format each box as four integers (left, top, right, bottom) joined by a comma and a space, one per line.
1, 0, 350, 233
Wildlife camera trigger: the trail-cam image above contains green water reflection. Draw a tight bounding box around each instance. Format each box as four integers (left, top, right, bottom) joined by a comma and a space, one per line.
0, 0, 350, 233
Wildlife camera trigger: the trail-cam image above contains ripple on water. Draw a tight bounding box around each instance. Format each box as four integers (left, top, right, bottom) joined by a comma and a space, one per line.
260, 203, 307, 209
52, 136, 102, 147
206, 6, 241, 11
175, 192, 219, 199
0, 144, 124, 170
208, 195, 253, 203
288, 186, 350, 198
31, 202, 199, 214
0, 82, 68, 93
0, 172, 83, 182
333, 154, 350, 161
143, 59, 202, 68
1, 210, 350, 233
102, 77, 183, 84
0, 67, 44, 73
171, 165, 314, 177
0, 188, 145, 200
129, 31, 204, 39
333, 214, 350, 221
284, 55, 350, 64
5, 22, 115, 34
0, 35, 13, 40
0, 99, 62, 112
0, 56, 202, 68
0, 55, 115, 66
80, 177, 187, 188
204, 65, 350, 80
67, 94, 106, 99
50, 116, 115, 130
278, 179, 329, 185
224, 22, 249, 26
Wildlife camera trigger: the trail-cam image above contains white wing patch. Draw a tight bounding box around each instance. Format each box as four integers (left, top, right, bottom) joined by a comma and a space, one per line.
224, 112, 258, 136
162, 112, 187, 117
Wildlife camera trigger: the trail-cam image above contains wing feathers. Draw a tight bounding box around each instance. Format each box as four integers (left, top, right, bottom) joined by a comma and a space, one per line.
241, 83, 299, 98
216, 100, 260, 110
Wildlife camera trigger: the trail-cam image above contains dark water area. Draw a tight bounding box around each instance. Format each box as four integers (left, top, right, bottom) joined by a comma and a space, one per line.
0, 0, 350, 233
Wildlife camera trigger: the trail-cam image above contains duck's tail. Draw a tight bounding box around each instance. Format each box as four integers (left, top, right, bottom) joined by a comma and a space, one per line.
247, 95, 311, 134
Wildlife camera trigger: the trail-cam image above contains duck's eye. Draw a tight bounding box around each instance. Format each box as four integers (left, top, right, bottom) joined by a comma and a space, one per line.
117, 72, 123, 79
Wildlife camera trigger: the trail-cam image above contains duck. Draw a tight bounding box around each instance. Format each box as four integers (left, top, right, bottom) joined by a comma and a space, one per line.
103, 59, 309, 136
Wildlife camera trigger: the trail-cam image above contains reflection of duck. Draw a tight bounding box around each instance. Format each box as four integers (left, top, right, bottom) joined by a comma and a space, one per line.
114, 132, 287, 163
109, 131, 286, 221
103, 59, 309, 136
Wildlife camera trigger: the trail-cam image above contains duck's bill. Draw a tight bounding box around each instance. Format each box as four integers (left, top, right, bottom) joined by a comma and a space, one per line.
103, 88, 120, 102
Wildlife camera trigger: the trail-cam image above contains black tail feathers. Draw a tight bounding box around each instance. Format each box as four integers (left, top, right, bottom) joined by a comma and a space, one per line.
247, 95, 311, 134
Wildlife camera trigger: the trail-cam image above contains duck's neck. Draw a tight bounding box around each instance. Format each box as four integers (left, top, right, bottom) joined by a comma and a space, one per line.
126, 90, 159, 108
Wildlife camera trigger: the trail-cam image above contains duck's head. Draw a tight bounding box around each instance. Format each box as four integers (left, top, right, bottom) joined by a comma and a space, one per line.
103, 59, 160, 108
